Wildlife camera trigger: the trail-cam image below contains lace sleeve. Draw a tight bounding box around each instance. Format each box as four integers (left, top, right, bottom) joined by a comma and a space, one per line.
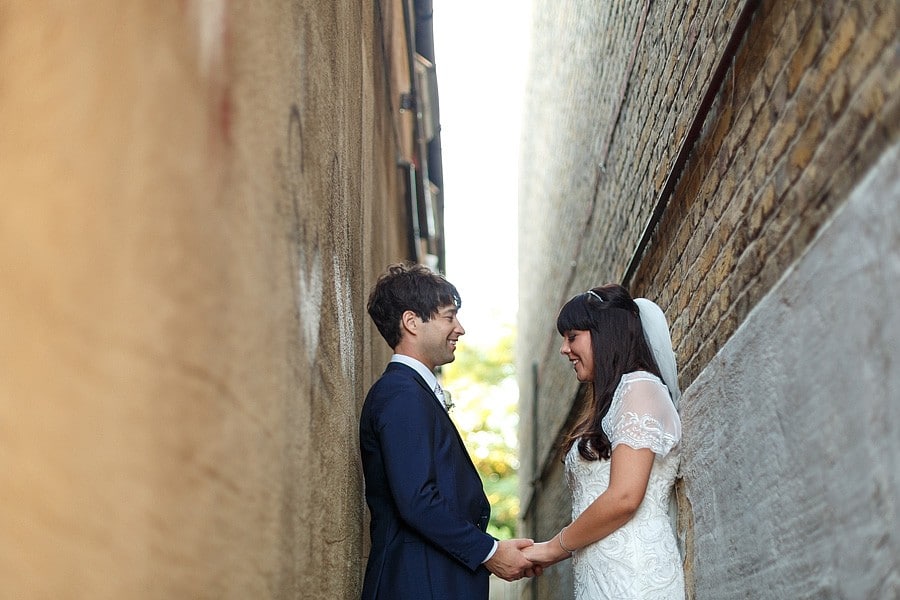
608, 376, 682, 456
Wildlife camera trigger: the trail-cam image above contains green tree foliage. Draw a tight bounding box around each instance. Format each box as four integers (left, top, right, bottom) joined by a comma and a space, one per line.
441, 326, 519, 539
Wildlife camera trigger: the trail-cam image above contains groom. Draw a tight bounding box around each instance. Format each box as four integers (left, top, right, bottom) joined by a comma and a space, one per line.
359, 263, 536, 599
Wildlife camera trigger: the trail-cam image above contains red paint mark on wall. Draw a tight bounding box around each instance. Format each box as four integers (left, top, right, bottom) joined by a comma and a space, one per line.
218, 89, 232, 144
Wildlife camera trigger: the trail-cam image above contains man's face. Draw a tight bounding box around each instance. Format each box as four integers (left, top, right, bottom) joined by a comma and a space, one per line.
417, 304, 465, 369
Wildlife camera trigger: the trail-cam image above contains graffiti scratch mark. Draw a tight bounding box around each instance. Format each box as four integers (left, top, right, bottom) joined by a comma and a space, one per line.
285, 106, 323, 364
329, 153, 355, 381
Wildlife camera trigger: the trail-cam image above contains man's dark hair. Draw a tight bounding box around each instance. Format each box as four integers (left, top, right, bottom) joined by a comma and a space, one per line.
367, 262, 462, 348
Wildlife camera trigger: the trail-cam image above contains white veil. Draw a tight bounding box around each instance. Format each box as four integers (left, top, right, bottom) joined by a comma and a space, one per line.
634, 297, 683, 557
634, 298, 680, 408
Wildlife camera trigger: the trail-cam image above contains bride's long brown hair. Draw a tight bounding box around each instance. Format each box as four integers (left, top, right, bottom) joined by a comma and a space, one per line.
557, 284, 662, 461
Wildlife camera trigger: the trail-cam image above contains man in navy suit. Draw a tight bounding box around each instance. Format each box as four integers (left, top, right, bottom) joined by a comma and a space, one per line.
360, 263, 536, 599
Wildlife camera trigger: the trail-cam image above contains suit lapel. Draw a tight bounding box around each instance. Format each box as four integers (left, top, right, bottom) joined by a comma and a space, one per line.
385, 362, 482, 479
385, 362, 444, 411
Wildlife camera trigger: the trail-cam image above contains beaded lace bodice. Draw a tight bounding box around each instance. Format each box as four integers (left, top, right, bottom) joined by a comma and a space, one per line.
565, 371, 685, 600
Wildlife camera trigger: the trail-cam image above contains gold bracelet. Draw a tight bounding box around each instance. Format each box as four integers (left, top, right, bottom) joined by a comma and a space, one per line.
558, 525, 576, 555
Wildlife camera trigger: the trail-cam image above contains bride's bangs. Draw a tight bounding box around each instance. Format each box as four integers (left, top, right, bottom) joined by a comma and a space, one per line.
556, 296, 593, 335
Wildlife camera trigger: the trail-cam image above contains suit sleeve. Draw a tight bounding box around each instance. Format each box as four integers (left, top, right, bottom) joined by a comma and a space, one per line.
373, 382, 495, 571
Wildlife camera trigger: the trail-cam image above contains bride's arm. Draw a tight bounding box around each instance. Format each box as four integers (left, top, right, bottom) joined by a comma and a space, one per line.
525, 444, 655, 566
528, 378, 678, 567
564, 444, 655, 548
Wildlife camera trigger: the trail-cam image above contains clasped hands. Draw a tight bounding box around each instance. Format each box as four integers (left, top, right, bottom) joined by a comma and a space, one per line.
521, 537, 570, 568
483, 538, 548, 582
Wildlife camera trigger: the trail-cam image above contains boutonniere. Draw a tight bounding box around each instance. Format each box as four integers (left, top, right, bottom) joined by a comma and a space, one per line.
443, 389, 454, 412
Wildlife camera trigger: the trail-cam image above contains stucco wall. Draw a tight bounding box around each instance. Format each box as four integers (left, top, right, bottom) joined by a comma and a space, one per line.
0, 2, 410, 598
682, 142, 899, 599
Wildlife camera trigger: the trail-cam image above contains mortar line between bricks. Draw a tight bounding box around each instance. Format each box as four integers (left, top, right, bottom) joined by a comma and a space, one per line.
667, 0, 817, 287
539, 0, 656, 381
664, 0, 824, 347
689, 1, 881, 357
672, 2, 837, 350
594, 0, 653, 168
622, 0, 762, 288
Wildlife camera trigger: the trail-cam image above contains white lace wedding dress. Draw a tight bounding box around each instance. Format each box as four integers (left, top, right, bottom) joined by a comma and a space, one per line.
565, 371, 684, 600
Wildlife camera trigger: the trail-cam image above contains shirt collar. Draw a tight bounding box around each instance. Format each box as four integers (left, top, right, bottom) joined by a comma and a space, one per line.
390, 354, 438, 390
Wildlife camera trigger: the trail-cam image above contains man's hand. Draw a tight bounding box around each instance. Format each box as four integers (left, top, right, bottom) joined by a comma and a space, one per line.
484, 538, 539, 581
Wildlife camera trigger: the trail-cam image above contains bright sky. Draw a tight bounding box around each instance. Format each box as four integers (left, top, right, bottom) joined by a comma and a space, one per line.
432, 1, 533, 347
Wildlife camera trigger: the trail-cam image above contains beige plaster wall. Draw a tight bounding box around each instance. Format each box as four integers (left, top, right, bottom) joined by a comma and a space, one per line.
0, 1, 410, 597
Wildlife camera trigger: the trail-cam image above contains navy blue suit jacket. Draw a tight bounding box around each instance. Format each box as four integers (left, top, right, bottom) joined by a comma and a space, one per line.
359, 362, 494, 599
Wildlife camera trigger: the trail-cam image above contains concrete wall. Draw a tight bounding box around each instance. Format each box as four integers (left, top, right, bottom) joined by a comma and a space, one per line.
518, 0, 899, 597
682, 142, 899, 599
0, 1, 414, 598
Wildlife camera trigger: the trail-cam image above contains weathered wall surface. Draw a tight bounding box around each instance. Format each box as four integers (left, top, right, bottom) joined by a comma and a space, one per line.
0, 1, 411, 598
682, 142, 899, 599
632, 0, 900, 384
518, 0, 898, 598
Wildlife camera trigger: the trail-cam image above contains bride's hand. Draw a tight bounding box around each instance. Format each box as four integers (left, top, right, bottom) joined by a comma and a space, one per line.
522, 541, 569, 567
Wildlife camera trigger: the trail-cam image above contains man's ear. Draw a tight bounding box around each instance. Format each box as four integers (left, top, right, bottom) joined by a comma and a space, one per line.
400, 310, 419, 336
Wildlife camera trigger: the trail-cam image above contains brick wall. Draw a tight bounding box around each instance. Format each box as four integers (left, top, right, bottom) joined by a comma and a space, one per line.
518, 0, 898, 597
633, 0, 900, 385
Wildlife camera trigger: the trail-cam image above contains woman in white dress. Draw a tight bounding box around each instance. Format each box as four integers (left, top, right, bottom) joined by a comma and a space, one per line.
524, 284, 685, 600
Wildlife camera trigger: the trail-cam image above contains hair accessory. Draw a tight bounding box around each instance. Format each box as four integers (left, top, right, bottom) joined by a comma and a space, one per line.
586, 290, 604, 302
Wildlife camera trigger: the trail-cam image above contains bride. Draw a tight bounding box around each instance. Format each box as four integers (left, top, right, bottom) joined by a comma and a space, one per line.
524, 284, 685, 599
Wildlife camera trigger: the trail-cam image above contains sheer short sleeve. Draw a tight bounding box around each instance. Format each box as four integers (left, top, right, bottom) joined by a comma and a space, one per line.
606, 374, 681, 456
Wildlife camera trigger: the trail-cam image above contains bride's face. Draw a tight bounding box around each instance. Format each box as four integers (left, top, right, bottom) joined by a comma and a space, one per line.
560, 329, 594, 382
